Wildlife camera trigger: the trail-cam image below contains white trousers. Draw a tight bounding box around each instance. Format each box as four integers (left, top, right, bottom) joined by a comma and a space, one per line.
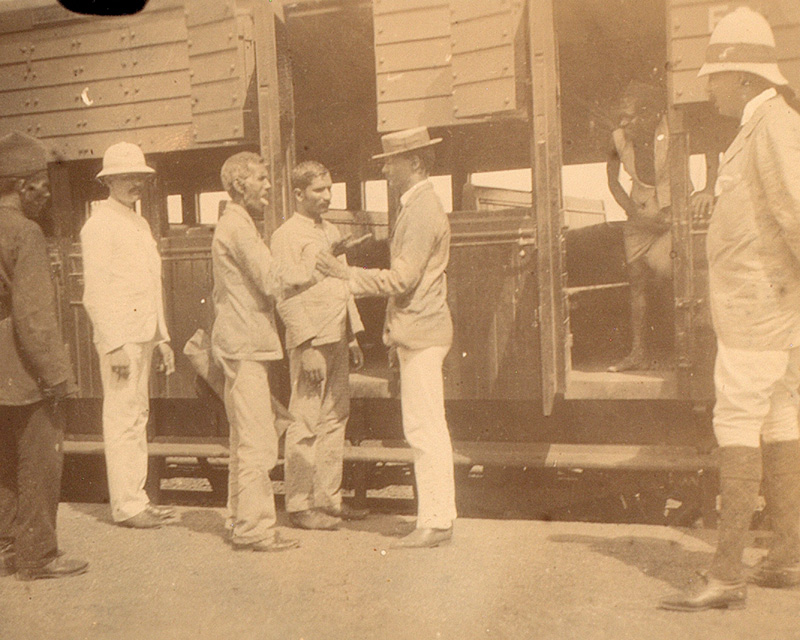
220, 358, 278, 545
713, 341, 800, 448
285, 341, 349, 513
398, 345, 457, 529
98, 341, 154, 522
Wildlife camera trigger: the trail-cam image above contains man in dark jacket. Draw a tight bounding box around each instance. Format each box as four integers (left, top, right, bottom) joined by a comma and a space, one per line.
0, 131, 88, 580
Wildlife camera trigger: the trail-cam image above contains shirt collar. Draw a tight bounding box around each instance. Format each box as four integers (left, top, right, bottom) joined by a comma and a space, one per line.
400, 179, 430, 207
741, 88, 777, 126
291, 212, 323, 227
102, 197, 140, 219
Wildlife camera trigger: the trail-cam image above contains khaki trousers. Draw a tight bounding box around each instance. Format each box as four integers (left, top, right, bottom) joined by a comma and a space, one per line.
220, 358, 278, 545
285, 341, 350, 513
398, 345, 457, 529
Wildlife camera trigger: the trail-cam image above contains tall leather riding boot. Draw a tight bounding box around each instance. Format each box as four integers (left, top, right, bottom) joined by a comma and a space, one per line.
660, 446, 761, 611
750, 440, 800, 588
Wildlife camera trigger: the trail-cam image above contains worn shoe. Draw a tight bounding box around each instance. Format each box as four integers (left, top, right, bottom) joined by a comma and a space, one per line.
232, 532, 300, 552
391, 526, 453, 549
118, 510, 163, 529
320, 503, 369, 521
16, 555, 88, 581
748, 557, 800, 589
0, 542, 15, 577
289, 509, 341, 531
659, 576, 746, 611
146, 503, 177, 520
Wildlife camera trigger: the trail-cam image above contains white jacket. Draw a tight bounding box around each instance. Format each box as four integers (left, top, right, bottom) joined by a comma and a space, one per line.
81, 198, 169, 354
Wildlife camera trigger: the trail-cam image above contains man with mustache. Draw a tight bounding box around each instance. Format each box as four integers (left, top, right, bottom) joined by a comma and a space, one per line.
81, 142, 176, 530
271, 161, 367, 531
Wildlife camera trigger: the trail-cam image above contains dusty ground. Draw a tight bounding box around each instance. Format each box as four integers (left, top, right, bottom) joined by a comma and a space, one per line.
2, 503, 799, 640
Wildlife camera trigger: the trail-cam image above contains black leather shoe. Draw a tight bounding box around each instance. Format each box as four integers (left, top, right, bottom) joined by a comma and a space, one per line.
0, 542, 15, 577
320, 503, 369, 521
146, 503, 177, 520
749, 557, 800, 588
289, 509, 341, 530
391, 526, 453, 549
16, 555, 88, 581
659, 576, 746, 611
233, 532, 300, 552
118, 510, 163, 529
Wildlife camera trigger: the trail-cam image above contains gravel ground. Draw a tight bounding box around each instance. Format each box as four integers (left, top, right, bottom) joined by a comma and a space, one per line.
2, 503, 799, 640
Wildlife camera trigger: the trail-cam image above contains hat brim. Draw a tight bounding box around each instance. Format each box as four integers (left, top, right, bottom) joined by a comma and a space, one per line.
96, 165, 156, 178
698, 61, 788, 86
371, 137, 442, 160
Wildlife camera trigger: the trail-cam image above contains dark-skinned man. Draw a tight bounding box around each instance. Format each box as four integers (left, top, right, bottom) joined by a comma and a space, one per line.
0, 131, 88, 580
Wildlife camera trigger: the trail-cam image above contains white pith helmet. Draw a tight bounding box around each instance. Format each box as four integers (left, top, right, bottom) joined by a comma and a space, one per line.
96, 142, 155, 178
698, 7, 788, 86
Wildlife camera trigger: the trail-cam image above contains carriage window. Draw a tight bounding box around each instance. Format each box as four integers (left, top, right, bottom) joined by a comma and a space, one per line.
198, 191, 228, 225
330, 182, 347, 210
429, 175, 453, 213
364, 180, 388, 212
364, 178, 453, 212
167, 195, 183, 224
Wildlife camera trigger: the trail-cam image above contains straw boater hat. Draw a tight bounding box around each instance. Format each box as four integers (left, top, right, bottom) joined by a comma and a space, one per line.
372, 127, 442, 160
0, 131, 48, 179
698, 6, 788, 86
96, 142, 155, 178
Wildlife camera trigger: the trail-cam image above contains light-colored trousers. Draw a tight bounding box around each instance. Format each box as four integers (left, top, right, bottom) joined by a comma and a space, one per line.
285, 340, 349, 513
98, 341, 154, 522
220, 357, 278, 545
713, 341, 800, 448
398, 344, 457, 529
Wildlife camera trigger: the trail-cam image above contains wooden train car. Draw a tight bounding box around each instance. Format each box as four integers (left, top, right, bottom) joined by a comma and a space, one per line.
0, 0, 798, 495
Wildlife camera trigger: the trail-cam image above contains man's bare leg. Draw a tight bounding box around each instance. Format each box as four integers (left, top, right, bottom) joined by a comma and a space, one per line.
609, 258, 649, 372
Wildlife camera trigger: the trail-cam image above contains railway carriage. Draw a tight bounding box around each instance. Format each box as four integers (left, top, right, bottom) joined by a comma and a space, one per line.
1, 0, 798, 518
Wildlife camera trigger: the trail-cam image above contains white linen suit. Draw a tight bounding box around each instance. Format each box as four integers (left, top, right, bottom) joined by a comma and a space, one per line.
81, 198, 169, 522
271, 213, 364, 514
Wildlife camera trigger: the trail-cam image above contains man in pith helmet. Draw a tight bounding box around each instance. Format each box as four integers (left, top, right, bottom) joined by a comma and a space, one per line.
81, 142, 176, 529
660, 7, 800, 611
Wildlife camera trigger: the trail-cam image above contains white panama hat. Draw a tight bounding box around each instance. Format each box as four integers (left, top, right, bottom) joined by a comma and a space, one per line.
698, 6, 788, 86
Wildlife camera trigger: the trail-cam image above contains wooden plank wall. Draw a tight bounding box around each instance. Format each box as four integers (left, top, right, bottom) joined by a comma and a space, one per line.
0, 0, 250, 160
670, 0, 800, 105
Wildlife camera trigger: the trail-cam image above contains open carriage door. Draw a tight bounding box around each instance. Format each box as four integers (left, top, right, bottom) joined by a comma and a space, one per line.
529, 0, 567, 415
667, 0, 800, 404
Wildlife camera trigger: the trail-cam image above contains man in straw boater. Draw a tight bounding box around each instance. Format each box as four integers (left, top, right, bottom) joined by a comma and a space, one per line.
81, 142, 176, 530
318, 127, 457, 548
660, 7, 800, 611
0, 131, 88, 580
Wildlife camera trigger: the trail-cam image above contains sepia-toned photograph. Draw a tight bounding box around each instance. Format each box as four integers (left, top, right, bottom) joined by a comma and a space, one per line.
0, 0, 799, 637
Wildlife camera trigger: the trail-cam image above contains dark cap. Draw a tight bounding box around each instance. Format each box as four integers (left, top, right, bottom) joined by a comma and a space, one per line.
0, 131, 48, 179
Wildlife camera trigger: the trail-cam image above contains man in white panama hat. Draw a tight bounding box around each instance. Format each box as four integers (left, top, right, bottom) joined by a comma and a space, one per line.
81, 142, 176, 529
660, 7, 800, 611
318, 126, 457, 548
